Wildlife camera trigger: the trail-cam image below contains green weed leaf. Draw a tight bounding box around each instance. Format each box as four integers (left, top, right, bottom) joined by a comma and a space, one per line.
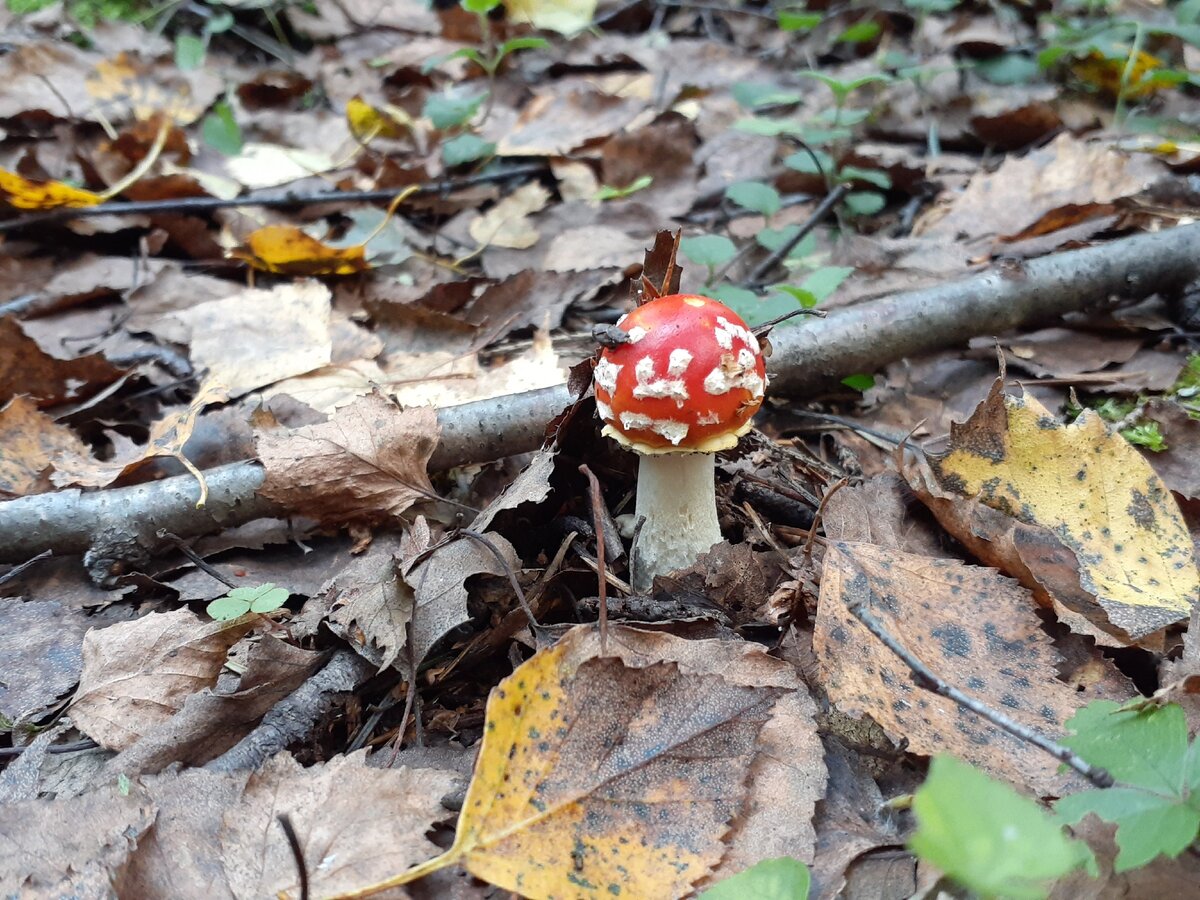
424, 90, 486, 129
201, 100, 243, 156
699, 856, 810, 899
1056, 701, 1200, 872
442, 133, 496, 167
911, 756, 1093, 899
680, 234, 737, 268
725, 180, 782, 217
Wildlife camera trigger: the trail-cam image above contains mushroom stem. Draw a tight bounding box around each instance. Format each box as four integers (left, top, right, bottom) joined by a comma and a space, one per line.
631, 452, 722, 592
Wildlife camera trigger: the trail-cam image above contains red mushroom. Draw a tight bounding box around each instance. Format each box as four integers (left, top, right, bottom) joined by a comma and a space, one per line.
593, 293, 766, 590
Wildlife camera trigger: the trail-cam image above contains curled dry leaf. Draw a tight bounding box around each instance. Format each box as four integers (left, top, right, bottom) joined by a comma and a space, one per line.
0, 395, 90, 498
69, 608, 254, 751
336, 624, 787, 899
51, 379, 229, 498
323, 532, 413, 671
815, 541, 1134, 796
904, 378, 1199, 644
256, 391, 440, 527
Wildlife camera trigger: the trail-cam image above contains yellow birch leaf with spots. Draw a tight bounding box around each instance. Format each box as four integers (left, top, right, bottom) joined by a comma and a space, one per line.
0, 168, 103, 210
229, 225, 370, 276
906, 378, 1198, 643
332, 626, 785, 899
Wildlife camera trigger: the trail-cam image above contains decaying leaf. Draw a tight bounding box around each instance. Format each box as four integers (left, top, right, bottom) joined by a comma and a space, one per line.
324, 532, 413, 670
0, 316, 125, 408
407, 530, 519, 665
256, 391, 439, 527
337, 624, 786, 899
905, 378, 1199, 643
152, 281, 332, 398
0, 167, 103, 209
468, 182, 551, 250
0, 785, 156, 897
0, 395, 90, 497
50, 380, 229, 500
229, 225, 370, 276
815, 541, 1133, 795
0, 600, 90, 726
69, 608, 254, 751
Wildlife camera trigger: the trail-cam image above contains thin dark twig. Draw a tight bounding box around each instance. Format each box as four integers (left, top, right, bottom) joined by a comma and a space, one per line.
457, 529, 539, 628
848, 600, 1114, 789
0, 549, 51, 587
0, 163, 547, 232
578, 465, 609, 655
277, 814, 310, 900
751, 306, 827, 337
803, 476, 848, 563
745, 183, 852, 287
0, 738, 98, 758
158, 530, 239, 589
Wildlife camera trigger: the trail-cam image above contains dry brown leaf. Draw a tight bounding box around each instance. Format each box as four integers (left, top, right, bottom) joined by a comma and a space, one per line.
559, 626, 827, 882
85, 51, 222, 125
407, 530, 519, 665
493, 86, 648, 157
0, 785, 156, 897
0, 600, 90, 726
153, 281, 332, 398
1141, 398, 1200, 501
917, 133, 1165, 243
324, 533, 412, 670
256, 391, 439, 527
50, 380, 229, 496
222, 752, 458, 898
69, 608, 254, 751
467, 182, 551, 250
342, 624, 786, 899
814, 541, 1134, 795
470, 446, 556, 532
905, 378, 1199, 643
0, 316, 125, 408
0, 395, 89, 497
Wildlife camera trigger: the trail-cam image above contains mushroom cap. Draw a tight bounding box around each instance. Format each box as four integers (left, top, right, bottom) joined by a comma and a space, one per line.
593, 293, 767, 455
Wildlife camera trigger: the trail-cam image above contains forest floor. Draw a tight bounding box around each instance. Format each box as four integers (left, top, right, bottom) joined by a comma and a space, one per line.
2, 0, 1200, 897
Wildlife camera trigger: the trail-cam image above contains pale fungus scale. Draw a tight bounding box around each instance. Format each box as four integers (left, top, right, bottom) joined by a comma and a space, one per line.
592, 293, 767, 591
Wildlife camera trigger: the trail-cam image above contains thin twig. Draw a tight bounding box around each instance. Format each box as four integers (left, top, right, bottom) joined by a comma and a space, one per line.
744, 183, 852, 287
277, 814, 310, 900
0, 738, 98, 758
0, 549, 50, 587
578, 465, 609, 654
0, 163, 547, 232
457, 529, 538, 629
157, 530, 239, 589
803, 476, 848, 563
848, 600, 1115, 788
751, 306, 827, 337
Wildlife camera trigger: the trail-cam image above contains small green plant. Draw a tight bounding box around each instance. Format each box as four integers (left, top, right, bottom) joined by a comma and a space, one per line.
595, 175, 653, 201
699, 856, 811, 899
174, 10, 233, 71
1121, 421, 1166, 452
910, 755, 1094, 898
201, 98, 243, 156
206, 582, 290, 621
1057, 700, 1200, 872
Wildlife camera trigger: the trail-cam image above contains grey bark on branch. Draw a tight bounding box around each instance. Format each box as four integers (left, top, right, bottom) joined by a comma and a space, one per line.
1, 223, 1198, 568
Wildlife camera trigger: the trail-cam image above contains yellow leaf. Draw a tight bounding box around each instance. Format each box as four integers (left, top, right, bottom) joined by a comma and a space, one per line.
332, 625, 784, 899
0, 168, 103, 210
346, 96, 409, 142
1071, 49, 1163, 99
912, 379, 1198, 642
229, 225, 370, 276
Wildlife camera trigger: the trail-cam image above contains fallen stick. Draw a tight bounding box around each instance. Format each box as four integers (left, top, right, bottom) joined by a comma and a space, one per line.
2, 223, 1198, 567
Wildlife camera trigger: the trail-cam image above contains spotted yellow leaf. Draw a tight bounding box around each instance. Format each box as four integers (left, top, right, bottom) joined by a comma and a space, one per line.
912, 379, 1198, 643
332, 625, 784, 899
0, 168, 103, 210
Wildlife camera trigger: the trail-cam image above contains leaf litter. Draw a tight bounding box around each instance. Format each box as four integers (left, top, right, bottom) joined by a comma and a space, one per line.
1, 0, 1200, 897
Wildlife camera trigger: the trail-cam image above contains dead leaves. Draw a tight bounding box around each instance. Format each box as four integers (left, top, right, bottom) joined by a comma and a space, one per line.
905, 378, 1199, 643
341, 624, 817, 899
256, 391, 440, 527
69, 607, 253, 751
0, 396, 89, 498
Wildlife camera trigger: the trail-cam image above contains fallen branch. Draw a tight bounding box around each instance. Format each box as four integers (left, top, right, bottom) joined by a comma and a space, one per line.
1, 223, 1198, 567
0, 162, 547, 232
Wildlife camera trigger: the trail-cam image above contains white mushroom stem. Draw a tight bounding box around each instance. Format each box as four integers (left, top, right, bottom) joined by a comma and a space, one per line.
631, 452, 722, 592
